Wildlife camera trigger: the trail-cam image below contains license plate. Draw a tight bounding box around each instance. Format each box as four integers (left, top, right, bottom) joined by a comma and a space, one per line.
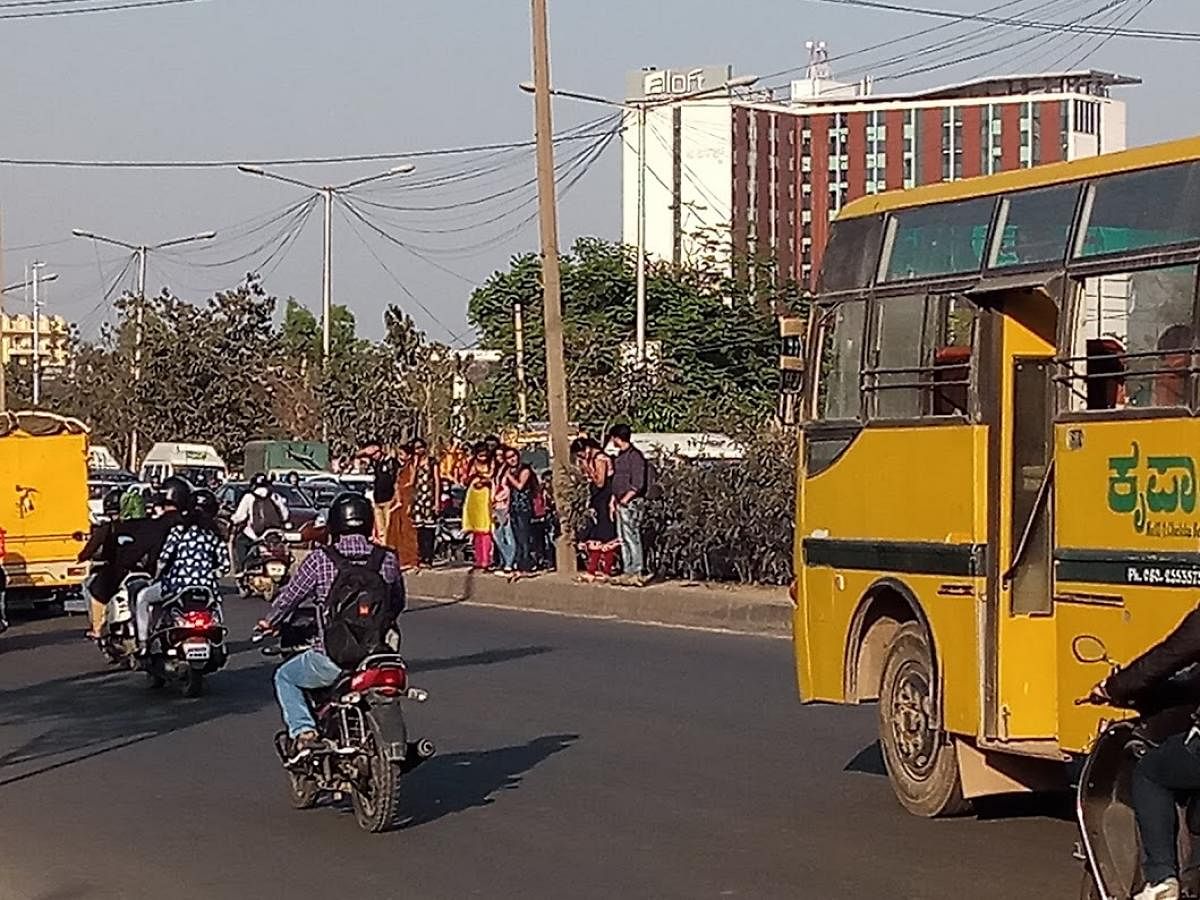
266, 562, 286, 577
285, 532, 302, 543
183, 640, 211, 661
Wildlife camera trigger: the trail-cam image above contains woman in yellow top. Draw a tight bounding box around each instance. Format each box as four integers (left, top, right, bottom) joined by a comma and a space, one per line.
461, 443, 495, 570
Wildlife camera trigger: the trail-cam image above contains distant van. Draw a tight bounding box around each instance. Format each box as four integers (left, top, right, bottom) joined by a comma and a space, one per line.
624, 433, 744, 462
140, 442, 227, 487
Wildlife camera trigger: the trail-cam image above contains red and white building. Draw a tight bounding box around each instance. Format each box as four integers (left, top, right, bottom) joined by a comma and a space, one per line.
622, 56, 1136, 290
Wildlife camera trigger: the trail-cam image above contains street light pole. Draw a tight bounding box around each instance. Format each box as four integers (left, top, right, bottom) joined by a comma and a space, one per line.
519, 74, 757, 370
31, 261, 44, 407
71, 228, 216, 466
529, 0, 574, 574
237, 164, 415, 365
635, 103, 647, 366
321, 187, 333, 360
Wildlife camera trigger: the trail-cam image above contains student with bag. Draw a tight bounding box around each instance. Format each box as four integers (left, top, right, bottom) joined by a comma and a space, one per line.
259, 492, 405, 754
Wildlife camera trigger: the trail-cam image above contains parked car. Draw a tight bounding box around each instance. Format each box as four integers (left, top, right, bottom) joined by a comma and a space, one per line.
215, 482, 321, 544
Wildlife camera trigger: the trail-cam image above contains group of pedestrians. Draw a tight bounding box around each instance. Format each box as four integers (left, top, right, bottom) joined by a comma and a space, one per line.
459, 435, 552, 578
361, 438, 443, 571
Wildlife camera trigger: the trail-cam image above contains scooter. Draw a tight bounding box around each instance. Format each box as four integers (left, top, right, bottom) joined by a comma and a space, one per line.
1074, 635, 1200, 899
238, 530, 293, 601
98, 571, 151, 666
144, 586, 228, 697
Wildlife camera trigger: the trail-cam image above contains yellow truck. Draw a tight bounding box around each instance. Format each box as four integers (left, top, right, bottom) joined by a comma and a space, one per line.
0, 411, 91, 611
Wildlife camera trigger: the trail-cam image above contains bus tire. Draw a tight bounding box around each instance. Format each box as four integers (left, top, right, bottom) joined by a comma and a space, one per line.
878, 622, 970, 818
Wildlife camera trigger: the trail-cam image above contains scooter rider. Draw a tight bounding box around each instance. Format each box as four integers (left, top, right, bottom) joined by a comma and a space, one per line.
231, 473, 289, 574
258, 492, 405, 754
132, 476, 194, 650
1093, 606, 1200, 900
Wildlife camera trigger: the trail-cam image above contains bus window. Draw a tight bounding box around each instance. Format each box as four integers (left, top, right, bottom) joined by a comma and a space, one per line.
1076, 161, 1200, 258
881, 196, 995, 282
927, 293, 975, 416
814, 299, 867, 421
868, 293, 926, 419
1067, 263, 1197, 410
990, 183, 1080, 269
820, 215, 884, 292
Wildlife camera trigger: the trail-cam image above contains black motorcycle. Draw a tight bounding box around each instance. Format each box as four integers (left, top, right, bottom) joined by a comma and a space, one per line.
254, 616, 435, 833
144, 586, 228, 697
1074, 635, 1200, 899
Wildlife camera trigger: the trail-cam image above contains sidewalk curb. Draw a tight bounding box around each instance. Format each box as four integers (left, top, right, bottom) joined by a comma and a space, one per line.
404, 568, 793, 637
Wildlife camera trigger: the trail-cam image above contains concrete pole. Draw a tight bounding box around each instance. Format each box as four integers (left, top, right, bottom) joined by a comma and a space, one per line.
530, 0, 574, 574
635, 102, 647, 367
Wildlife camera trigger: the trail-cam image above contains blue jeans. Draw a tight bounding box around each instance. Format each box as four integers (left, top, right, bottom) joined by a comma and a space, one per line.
1134, 731, 1200, 883
493, 511, 516, 571
273, 649, 344, 738
616, 499, 645, 576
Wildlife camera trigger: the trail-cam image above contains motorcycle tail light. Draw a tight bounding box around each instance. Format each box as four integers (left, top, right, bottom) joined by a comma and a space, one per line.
352, 666, 407, 695
181, 610, 215, 629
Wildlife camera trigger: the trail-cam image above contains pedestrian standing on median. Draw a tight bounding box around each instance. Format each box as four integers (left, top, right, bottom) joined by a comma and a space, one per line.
462, 443, 495, 571
362, 441, 398, 543
491, 446, 516, 574
571, 437, 618, 581
503, 445, 537, 578
607, 424, 648, 585
386, 443, 419, 571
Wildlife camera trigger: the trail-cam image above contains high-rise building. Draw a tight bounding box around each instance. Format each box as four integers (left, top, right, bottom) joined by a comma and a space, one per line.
623, 55, 1136, 290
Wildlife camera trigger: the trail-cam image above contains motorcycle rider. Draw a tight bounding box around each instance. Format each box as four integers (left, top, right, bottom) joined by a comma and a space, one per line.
78, 489, 126, 639
258, 492, 405, 754
231, 473, 289, 574
1093, 607, 1200, 900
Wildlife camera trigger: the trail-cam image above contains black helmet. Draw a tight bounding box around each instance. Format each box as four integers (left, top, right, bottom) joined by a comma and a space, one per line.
160, 475, 193, 511
102, 487, 123, 518
250, 472, 270, 490
327, 491, 373, 539
192, 488, 219, 520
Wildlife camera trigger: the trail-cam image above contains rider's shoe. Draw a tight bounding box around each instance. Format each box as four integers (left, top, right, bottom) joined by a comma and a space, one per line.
1135, 878, 1181, 900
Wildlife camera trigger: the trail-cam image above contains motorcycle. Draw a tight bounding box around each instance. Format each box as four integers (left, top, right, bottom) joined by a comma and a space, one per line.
1074, 635, 1200, 899
238, 529, 293, 601
254, 616, 435, 833
97, 570, 151, 667
144, 586, 228, 697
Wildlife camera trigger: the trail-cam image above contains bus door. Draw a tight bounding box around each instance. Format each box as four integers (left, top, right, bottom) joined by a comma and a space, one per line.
978, 283, 1060, 745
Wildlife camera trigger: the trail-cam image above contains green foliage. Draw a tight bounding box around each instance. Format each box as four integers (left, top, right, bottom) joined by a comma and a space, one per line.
467, 237, 795, 434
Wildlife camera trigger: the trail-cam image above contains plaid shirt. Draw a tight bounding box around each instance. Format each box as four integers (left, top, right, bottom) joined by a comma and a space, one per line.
268, 535, 404, 652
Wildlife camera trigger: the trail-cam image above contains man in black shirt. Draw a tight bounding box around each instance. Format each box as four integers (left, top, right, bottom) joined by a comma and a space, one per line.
361, 441, 398, 541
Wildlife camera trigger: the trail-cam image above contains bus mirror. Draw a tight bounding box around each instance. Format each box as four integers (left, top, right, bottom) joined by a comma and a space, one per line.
1072, 634, 1111, 666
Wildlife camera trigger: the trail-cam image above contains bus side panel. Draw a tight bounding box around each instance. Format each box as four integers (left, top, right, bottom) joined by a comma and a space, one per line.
1054, 417, 1200, 754
797, 425, 983, 730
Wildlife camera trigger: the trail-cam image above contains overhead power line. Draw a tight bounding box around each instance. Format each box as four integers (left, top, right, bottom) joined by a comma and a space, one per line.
799, 0, 1200, 41
0, 127, 621, 170
0, 0, 204, 20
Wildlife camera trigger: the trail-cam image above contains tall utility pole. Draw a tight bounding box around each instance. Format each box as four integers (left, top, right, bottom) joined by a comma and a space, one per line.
238, 164, 415, 362
71, 228, 216, 467
513, 300, 529, 428
529, 0, 574, 573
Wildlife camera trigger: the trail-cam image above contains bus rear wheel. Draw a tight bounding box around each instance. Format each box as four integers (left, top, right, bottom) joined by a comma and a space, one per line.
878, 622, 970, 818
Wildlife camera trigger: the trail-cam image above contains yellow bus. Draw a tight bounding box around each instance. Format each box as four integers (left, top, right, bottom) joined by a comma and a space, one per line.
789, 135, 1200, 817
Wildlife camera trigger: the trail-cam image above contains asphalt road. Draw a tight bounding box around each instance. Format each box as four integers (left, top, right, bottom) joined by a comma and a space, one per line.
0, 597, 1080, 899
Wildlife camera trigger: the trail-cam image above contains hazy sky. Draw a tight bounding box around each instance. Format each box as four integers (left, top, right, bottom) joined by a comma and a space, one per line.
0, 0, 1195, 344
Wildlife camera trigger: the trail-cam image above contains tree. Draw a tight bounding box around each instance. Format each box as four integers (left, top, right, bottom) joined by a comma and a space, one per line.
467, 237, 794, 434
